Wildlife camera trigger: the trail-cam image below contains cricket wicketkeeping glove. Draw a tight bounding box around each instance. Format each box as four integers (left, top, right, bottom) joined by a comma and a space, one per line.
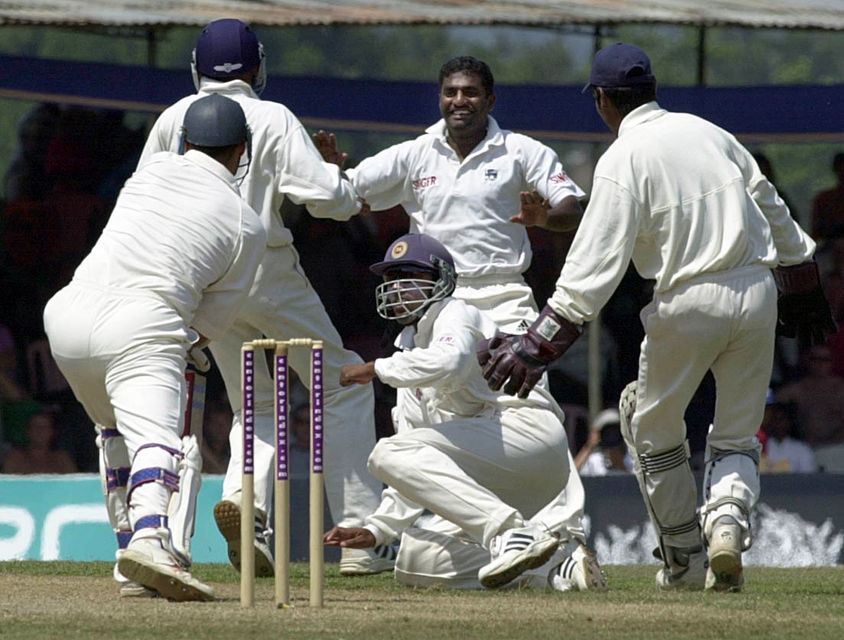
479, 305, 582, 398
773, 261, 837, 348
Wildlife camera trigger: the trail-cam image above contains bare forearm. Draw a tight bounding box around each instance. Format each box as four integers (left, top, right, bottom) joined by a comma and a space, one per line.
542, 196, 583, 232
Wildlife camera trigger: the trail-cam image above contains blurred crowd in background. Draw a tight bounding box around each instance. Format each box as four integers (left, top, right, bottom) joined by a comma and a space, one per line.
2, 103, 843, 476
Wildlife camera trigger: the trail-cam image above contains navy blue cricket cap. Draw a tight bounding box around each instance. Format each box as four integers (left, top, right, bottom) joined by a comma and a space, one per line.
582, 43, 655, 93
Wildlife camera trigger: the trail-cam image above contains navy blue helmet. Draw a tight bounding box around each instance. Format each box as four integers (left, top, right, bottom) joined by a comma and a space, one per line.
370, 233, 456, 324
191, 19, 267, 95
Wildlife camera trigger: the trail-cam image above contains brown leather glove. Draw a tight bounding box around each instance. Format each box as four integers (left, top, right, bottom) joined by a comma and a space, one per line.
773, 261, 837, 348
480, 305, 582, 398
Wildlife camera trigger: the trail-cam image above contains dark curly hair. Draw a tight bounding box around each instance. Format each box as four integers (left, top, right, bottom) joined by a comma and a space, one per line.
438, 56, 495, 95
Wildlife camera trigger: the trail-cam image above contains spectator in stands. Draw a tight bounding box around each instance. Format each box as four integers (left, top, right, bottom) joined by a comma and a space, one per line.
0, 324, 43, 458
42, 113, 109, 276
753, 153, 800, 225
574, 408, 632, 476
811, 152, 844, 241
0, 409, 77, 474
813, 232, 844, 379
0, 324, 25, 405
3, 103, 60, 202
758, 391, 817, 473
775, 344, 844, 472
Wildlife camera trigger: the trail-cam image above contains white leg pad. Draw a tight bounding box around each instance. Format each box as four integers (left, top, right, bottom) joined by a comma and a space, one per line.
96, 425, 133, 549
619, 383, 700, 551
167, 434, 202, 567
128, 444, 181, 532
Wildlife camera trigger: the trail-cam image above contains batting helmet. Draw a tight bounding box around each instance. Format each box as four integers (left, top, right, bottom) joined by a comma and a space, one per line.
191, 18, 267, 95
370, 233, 456, 324
180, 94, 249, 149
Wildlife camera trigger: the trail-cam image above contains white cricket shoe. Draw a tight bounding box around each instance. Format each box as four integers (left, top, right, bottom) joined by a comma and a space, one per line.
655, 545, 707, 591
213, 499, 275, 578
119, 581, 160, 598
339, 544, 398, 576
117, 536, 214, 602
114, 551, 158, 598
550, 544, 608, 592
478, 525, 559, 589
705, 516, 744, 592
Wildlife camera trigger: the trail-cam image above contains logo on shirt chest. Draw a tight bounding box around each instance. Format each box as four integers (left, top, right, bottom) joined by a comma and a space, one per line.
412, 175, 437, 190
484, 169, 499, 182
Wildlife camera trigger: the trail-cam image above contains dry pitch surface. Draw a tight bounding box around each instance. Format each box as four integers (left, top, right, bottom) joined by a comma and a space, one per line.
1, 562, 842, 640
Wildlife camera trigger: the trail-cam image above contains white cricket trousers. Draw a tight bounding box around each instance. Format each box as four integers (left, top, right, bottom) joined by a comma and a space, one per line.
214, 244, 382, 527
367, 403, 570, 548
631, 265, 775, 547
453, 274, 586, 542
44, 283, 188, 529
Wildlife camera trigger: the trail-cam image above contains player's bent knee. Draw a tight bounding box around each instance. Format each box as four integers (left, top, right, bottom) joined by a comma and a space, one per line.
366, 438, 402, 483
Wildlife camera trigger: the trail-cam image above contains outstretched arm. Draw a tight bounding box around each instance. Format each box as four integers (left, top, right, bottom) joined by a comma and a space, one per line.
510, 192, 583, 232
340, 362, 377, 386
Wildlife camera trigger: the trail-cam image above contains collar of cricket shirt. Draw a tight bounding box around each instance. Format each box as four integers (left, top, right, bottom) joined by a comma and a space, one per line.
617, 101, 665, 137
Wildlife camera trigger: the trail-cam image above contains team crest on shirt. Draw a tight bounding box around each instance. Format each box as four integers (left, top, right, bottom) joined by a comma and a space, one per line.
484, 169, 498, 182
550, 171, 570, 183
390, 241, 409, 259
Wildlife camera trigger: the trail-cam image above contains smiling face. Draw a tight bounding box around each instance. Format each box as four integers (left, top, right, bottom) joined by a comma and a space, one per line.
439, 71, 495, 140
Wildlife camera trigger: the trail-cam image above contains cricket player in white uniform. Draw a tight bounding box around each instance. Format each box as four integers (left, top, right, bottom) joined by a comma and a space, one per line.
314, 56, 598, 575
481, 43, 836, 592
326, 233, 605, 591
43, 94, 266, 601
135, 19, 388, 577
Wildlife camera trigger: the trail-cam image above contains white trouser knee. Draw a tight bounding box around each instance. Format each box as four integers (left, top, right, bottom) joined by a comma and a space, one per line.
395, 527, 489, 589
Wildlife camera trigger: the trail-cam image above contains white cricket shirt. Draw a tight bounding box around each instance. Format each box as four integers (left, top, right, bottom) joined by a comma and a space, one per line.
72, 150, 266, 341
374, 298, 561, 429
550, 102, 816, 324
139, 79, 359, 248
348, 117, 585, 278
